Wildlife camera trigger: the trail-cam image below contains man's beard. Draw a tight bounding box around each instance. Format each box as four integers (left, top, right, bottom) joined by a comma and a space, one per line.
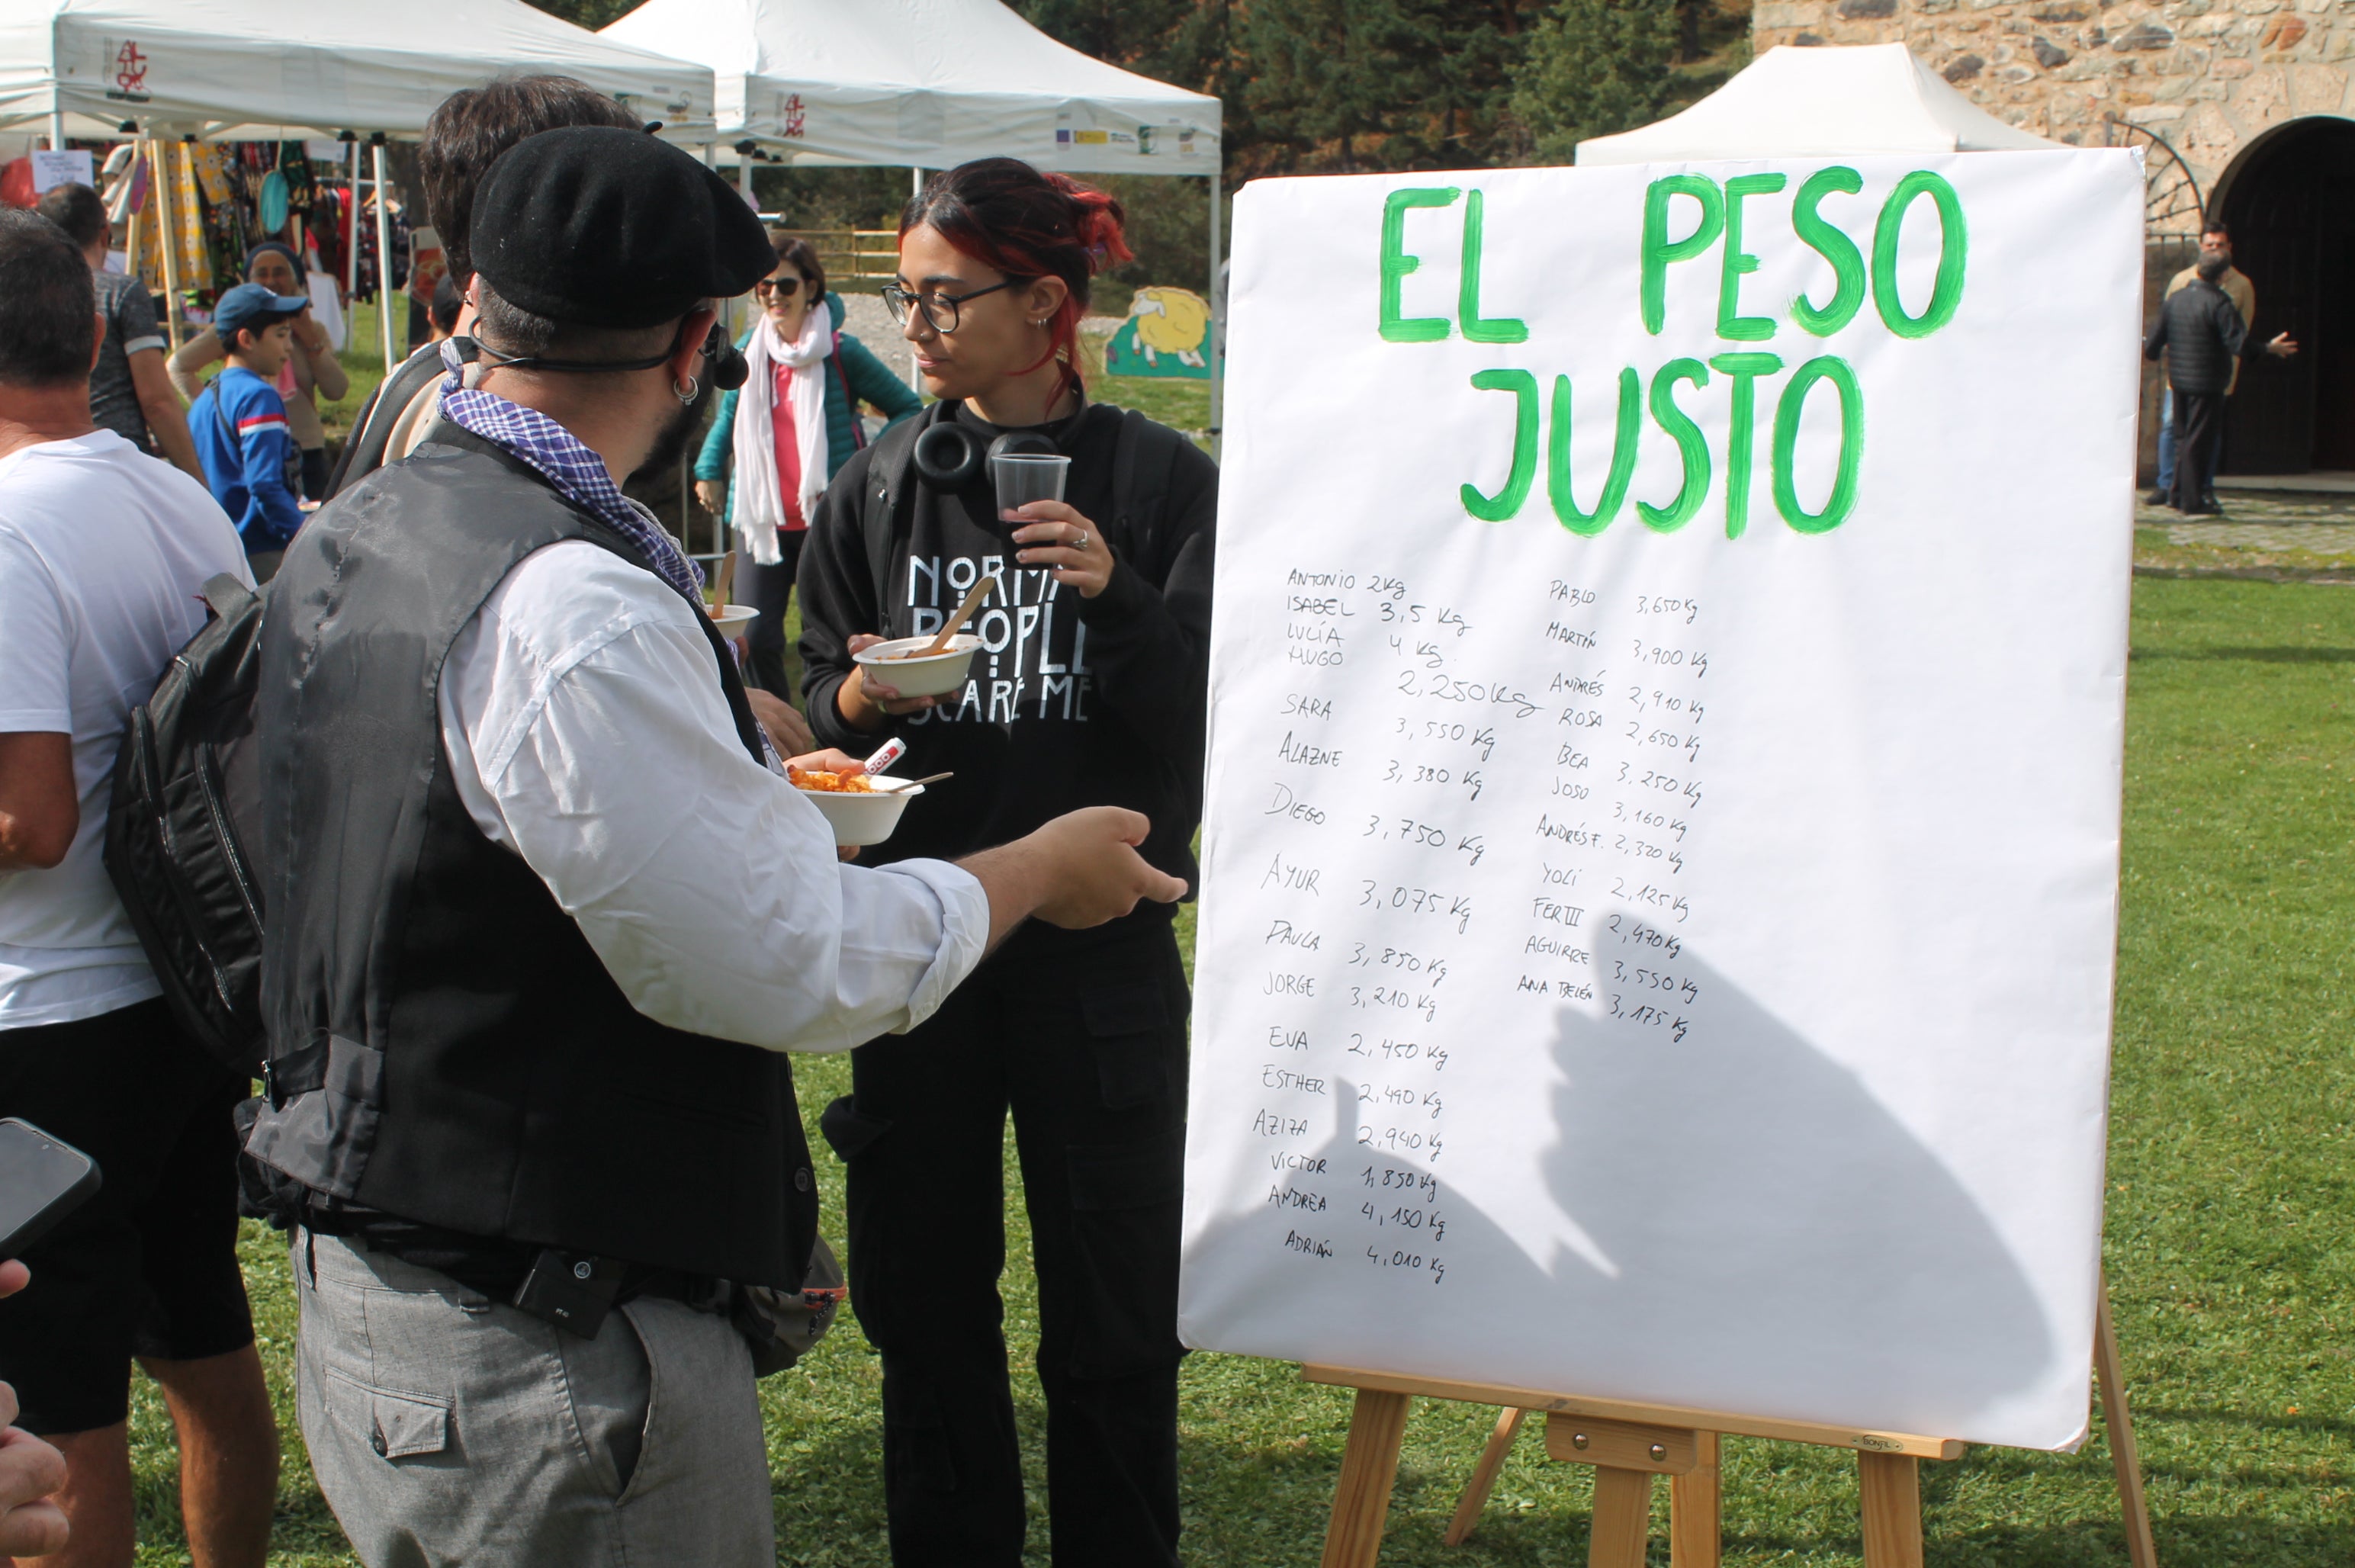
632, 381, 708, 484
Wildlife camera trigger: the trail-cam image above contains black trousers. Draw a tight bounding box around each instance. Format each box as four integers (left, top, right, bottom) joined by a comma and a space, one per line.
735, 528, 806, 696
824, 917, 1190, 1568
2170, 388, 2223, 515
0, 1001, 254, 1434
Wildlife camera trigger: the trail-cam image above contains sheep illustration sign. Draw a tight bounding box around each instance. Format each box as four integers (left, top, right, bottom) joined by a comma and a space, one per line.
1181, 150, 2145, 1452
1107, 285, 1213, 378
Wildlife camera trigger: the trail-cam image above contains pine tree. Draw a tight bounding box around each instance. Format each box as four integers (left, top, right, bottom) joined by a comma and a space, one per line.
1509, 0, 1682, 165
1238, 0, 1532, 176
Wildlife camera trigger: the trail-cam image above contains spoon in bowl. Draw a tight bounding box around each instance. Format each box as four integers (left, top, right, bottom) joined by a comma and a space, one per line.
919, 576, 994, 658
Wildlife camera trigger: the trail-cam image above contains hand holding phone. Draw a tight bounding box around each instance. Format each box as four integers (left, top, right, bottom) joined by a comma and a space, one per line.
0, 1120, 100, 1260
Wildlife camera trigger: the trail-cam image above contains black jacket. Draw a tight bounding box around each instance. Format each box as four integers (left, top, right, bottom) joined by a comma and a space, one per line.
2145, 278, 2251, 397
795, 399, 1216, 920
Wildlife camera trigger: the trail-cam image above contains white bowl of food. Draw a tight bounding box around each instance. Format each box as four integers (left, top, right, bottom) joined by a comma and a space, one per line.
708, 603, 758, 640
852, 634, 982, 699
788, 768, 927, 847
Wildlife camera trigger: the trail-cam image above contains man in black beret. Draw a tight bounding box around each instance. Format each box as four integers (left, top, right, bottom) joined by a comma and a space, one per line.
243, 126, 1184, 1563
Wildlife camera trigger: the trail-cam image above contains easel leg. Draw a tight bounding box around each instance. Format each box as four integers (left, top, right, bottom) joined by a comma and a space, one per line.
1857, 1452, 1923, 1568
1322, 1388, 1413, 1568
1588, 1465, 1654, 1568
1669, 1431, 1721, 1568
1443, 1406, 1525, 1546
2095, 1274, 2161, 1568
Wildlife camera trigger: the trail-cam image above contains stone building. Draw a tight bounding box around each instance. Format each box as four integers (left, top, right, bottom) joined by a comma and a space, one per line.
1752, 1, 2355, 476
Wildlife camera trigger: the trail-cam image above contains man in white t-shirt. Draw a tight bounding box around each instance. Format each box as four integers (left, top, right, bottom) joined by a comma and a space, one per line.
0, 208, 279, 1566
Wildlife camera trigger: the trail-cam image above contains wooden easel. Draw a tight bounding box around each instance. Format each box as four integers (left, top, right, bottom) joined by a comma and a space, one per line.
1316, 1273, 2157, 1568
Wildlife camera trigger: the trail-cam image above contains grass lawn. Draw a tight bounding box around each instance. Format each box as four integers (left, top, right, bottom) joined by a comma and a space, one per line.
121, 420, 2353, 1559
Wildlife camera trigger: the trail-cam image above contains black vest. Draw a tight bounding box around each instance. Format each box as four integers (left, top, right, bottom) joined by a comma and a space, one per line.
245, 429, 817, 1289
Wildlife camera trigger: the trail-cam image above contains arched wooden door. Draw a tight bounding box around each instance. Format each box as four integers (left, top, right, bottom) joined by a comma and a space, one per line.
2217, 117, 2355, 475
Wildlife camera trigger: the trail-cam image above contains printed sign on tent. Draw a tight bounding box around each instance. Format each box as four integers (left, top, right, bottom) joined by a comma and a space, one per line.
31, 149, 95, 194
1181, 149, 2143, 1452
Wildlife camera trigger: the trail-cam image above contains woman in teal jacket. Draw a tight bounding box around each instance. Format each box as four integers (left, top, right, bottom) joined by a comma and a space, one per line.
695, 231, 922, 694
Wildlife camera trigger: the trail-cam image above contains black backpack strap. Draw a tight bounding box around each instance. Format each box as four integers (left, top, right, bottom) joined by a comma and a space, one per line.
200, 574, 253, 620
863, 403, 946, 615
1107, 406, 1187, 560
201, 385, 236, 447
831, 333, 867, 453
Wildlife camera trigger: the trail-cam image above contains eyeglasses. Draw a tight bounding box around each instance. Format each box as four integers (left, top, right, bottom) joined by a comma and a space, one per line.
880, 278, 1028, 334
753, 275, 804, 297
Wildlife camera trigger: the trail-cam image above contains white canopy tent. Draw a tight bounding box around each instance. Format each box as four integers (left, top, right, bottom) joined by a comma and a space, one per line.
599, 0, 1217, 175
600, 0, 1224, 415
0, 0, 713, 144
1576, 43, 2061, 165
0, 0, 717, 369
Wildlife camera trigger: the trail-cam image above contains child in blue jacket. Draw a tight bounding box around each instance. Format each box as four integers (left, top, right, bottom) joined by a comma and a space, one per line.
189, 283, 310, 576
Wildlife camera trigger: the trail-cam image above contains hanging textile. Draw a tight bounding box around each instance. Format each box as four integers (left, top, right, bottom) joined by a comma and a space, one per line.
310, 187, 349, 285
169, 143, 216, 297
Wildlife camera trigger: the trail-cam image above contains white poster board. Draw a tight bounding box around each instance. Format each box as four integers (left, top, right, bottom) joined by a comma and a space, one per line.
1179, 150, 2141, 1452
31, 149, 95, 194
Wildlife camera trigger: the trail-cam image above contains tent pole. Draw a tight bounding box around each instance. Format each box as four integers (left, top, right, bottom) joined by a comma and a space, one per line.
48, 108, 66, 153
1206, 162, 1222, 456
346, 141, 361, 307
151, 140, 185, 355
373, 141, 396, 374
907, 166, 926, 394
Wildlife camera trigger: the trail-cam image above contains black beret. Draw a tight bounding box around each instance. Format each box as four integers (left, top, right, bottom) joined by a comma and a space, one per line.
469, 127, 776, 329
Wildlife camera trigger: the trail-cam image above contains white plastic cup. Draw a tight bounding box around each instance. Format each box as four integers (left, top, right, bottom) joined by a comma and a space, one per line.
992, 452, 1071, 524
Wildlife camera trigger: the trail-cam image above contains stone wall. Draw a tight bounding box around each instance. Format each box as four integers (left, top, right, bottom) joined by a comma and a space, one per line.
1752, 0, 2353, 193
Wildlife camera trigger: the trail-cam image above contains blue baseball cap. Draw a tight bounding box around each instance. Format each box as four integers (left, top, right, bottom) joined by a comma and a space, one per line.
212, 281, 307, 342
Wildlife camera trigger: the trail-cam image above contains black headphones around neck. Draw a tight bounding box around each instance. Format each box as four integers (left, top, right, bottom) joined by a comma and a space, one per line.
911, 405, 1069, 493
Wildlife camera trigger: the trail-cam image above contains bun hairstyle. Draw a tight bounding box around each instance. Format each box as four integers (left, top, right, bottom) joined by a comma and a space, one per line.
902, 157, 1133, 381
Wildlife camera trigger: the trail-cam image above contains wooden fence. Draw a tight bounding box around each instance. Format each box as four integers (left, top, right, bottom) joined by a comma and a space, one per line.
776, 228, 901, 289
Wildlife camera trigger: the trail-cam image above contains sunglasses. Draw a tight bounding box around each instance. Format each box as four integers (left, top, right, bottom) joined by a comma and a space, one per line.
754, 275, 807, 297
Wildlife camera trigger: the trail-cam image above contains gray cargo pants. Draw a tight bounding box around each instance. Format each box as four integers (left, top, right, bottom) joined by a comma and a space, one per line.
292, 1229, 774, 1566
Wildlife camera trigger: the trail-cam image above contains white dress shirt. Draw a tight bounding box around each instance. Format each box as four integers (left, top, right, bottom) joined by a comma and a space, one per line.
436, 538, 986, 1054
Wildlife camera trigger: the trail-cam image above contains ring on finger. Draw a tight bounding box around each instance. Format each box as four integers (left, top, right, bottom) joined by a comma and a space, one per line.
1073, 529, 1090, 551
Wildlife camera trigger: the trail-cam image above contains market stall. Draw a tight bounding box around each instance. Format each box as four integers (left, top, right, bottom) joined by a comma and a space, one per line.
0, 0, 718, 366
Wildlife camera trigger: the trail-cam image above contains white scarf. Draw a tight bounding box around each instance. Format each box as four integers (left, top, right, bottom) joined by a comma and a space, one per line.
731, 310, 831, 564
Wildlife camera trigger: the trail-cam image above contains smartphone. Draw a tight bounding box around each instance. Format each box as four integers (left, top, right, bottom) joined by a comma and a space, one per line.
0, 1119, 101, 1259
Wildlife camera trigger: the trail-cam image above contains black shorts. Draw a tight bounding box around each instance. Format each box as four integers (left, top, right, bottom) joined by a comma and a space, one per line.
0, 998, 255, 1435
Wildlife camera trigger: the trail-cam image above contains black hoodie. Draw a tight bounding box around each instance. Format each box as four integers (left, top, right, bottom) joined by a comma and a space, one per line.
795, 398, 1216, 935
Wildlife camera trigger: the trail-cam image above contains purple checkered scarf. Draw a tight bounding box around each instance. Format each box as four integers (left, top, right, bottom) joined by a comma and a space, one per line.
439, 342, 785, 772
438, 339, 705, 599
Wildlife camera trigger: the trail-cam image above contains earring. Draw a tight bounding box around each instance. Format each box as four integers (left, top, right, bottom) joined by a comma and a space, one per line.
676, 374, 700, 404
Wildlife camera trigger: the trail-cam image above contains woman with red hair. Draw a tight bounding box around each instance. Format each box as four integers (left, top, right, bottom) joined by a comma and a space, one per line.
795, 158, 1215, 1566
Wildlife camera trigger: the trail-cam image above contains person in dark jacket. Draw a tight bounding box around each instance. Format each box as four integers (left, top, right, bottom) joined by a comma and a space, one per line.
694, 231, 920, 695
2145, 249, 2296, 515
319, 76, 645, 499
795, 158, 1215, 1568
